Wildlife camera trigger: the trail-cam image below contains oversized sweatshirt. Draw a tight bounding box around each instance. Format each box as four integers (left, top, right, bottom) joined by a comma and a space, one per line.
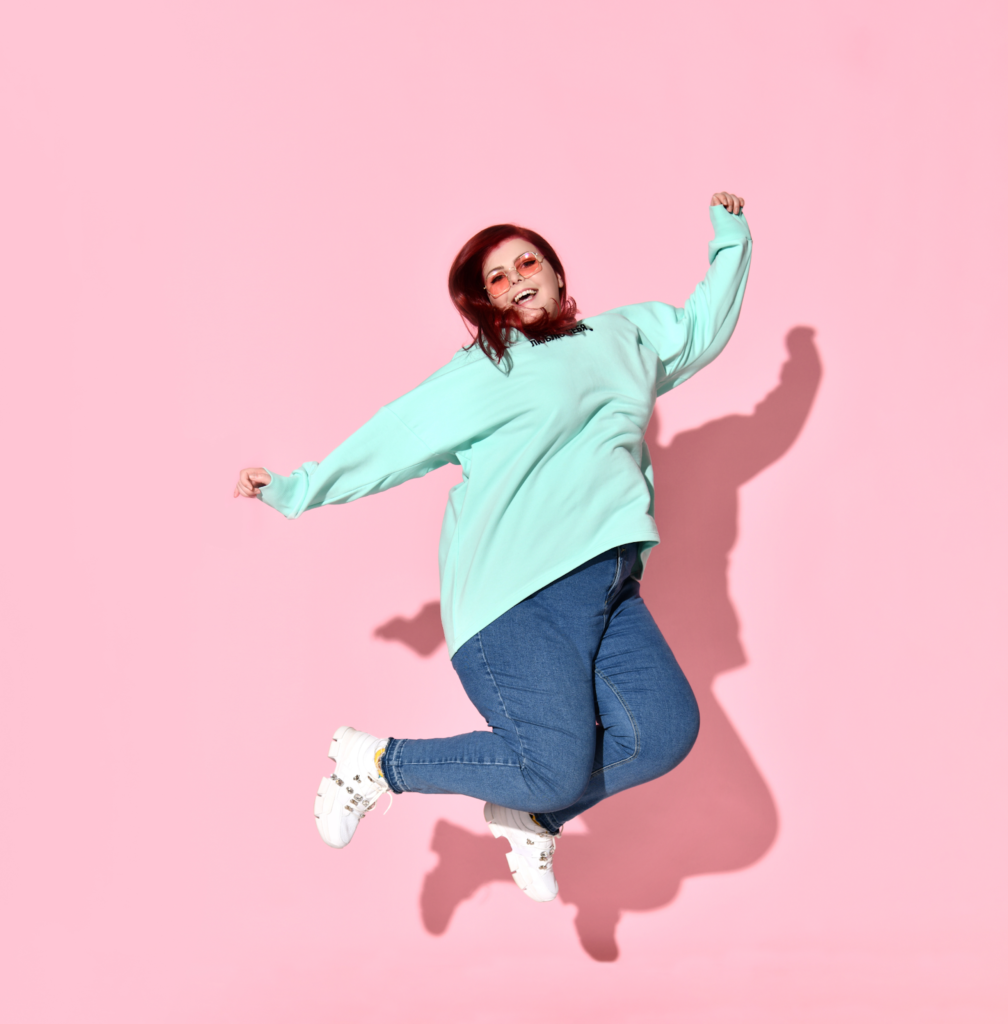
259, 205, 752, 655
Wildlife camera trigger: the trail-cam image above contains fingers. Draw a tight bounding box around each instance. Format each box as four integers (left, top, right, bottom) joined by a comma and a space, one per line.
710, 192, 745, 214
234, 467, 268, 498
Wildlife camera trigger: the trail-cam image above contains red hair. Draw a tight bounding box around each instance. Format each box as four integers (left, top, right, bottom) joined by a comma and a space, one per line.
448, 224, 580, 364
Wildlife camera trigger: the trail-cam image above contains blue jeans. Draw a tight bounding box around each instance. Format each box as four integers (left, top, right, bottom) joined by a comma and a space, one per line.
382, 545, 699, 834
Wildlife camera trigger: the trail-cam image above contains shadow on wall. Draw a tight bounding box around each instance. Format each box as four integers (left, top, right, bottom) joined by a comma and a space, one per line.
374, 601, 444, 656
374, 327, 823, 961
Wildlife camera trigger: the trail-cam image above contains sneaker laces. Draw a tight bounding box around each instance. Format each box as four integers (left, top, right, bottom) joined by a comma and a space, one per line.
525, 829, 556, 872
328, 768, 393, 820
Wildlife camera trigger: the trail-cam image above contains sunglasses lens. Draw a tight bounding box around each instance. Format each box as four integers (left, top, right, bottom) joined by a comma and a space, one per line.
516, 254, 542, 278
486, 271, 511, 298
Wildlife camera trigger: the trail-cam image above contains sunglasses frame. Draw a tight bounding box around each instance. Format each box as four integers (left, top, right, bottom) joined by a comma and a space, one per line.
483, 251, 545, 298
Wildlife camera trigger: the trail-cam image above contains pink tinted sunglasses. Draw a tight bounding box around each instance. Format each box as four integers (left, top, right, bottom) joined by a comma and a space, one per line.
484, 251, 544, 298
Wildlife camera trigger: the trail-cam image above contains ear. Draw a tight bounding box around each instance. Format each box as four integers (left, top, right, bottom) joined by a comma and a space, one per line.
557, 274, 564, 290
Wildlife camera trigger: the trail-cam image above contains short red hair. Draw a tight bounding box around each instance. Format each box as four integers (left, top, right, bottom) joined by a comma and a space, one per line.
448, 224, 580, 363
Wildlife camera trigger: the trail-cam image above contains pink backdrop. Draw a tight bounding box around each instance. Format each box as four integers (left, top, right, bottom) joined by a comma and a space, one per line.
3, 2, 1006, 1021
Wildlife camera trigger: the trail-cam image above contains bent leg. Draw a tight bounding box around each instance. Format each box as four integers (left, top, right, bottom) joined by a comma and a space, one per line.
382, 547, 639, 813
383, 625, 597, 813
535, 579, 699, 833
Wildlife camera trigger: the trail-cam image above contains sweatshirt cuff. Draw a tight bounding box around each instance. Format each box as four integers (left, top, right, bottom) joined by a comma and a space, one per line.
257, 468, 302, 518
709, 203, 751, 239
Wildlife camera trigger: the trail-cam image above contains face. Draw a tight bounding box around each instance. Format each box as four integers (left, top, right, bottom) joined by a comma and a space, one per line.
481, 237, 564, 323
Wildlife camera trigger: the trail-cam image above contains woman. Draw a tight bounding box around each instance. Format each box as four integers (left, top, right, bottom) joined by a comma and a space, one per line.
234, 192, 751, 902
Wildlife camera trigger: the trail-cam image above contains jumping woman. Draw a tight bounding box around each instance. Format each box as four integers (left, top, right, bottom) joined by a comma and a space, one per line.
234, 192, 751, 902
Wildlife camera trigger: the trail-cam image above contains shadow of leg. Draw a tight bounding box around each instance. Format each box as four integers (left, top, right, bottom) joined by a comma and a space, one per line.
420, 819, 511, 934
572, 901, 621, 962
557, 675, 777, 958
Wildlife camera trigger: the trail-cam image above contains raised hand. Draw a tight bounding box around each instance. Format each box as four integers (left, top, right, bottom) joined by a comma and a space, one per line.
710, 192, 745, 215
233, 467, 271, 498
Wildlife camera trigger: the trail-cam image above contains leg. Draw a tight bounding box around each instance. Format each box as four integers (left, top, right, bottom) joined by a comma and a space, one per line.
535, 578, 699, 833
382, 547, 638, 813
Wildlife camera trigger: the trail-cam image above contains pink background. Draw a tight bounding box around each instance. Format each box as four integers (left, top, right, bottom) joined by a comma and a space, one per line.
2, 2, 1006, 1021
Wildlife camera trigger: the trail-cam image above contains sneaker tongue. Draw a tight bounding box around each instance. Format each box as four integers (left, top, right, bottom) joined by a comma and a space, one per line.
527, 812, 549, 833
366, 736, 389, 769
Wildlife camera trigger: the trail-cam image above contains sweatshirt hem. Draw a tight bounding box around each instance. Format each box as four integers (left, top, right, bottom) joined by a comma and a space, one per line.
445, 526, 660, 657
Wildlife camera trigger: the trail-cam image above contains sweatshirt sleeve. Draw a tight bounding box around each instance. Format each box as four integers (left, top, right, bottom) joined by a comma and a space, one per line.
257, 406, 452, 519
257, 349, 500, 519
613, 205, 752, 394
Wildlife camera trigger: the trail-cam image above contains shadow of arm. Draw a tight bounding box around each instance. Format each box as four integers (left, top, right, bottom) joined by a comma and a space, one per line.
724, 326, 823, 484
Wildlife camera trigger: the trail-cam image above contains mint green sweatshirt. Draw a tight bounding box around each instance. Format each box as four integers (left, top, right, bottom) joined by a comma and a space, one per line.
260, 206, 751, 655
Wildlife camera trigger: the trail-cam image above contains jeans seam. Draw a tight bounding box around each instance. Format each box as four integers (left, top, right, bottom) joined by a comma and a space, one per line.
477, 631, 529, 771
392, 758, 520, 767
589, 667, 641, 777
603, 546, 624, 617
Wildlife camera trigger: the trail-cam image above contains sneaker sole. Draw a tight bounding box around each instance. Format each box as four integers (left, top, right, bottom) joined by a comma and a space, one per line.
314, 774, 350, 849
486, 819, 558, 903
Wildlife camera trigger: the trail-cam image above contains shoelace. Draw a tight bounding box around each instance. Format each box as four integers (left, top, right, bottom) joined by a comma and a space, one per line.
525, 831, 556, 872
329, 770, 394, 818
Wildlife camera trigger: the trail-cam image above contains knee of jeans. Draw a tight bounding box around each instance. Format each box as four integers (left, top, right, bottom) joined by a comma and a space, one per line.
663, 692, 701, 771
637, 692, 701, 779
680, 697, 701, 760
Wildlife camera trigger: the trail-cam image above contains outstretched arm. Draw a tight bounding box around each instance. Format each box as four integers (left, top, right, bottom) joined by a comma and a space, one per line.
233, 347, 508, 517
614, 192, 752, 394
233, 405, 453, 519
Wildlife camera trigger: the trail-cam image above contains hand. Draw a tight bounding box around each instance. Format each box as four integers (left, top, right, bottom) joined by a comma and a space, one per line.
234, 467, 271, 498
710, 191, 745, 214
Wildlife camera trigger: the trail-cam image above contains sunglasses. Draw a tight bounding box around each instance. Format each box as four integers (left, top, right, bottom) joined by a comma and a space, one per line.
484, 251, 544, 298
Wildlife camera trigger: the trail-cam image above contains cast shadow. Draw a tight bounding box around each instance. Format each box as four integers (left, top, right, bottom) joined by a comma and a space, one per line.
374, 601, 443, 656
376, 327, 823, 961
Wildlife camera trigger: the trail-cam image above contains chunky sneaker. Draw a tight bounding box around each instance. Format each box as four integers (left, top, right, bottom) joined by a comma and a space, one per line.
314, 726, 390, 849
484, 802, 558, 902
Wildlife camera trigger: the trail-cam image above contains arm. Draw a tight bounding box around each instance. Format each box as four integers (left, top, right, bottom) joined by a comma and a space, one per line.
614, 193, 752, 394
249, 406, 453, 520
235, 348, 499, 518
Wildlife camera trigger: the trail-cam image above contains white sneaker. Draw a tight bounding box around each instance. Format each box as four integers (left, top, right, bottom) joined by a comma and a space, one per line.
314, 726, 390, 849
484, 802, 559, 902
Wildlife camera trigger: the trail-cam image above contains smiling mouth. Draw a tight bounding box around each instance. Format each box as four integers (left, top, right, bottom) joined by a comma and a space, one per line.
513, 288, 538, 305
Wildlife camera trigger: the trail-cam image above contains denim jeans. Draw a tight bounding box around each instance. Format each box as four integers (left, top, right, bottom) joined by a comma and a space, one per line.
381, 544, 699, 834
